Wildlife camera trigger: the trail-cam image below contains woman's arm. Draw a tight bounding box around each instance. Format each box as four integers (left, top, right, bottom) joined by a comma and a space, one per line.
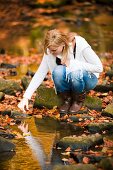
18, 54, 49, 112
23, 54, 49, 99
18, 123, 46, 169
68, 47, 103, 73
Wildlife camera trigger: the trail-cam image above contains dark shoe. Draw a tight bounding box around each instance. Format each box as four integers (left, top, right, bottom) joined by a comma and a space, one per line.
69, 92, 86, 114
58, 91, 71, 114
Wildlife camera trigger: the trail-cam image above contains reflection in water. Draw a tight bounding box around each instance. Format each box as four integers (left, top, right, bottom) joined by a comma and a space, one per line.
0, 151, 15, 162
24, 134, 46, 170
0, 117, 80, 170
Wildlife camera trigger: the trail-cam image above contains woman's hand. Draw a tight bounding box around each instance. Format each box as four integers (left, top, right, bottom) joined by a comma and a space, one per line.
18, 122, 29, 133
18, 122, 30, 137
18, 97, 29, 113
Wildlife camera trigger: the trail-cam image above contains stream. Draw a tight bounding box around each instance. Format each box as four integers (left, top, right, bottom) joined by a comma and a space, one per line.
0, 3, 113, 170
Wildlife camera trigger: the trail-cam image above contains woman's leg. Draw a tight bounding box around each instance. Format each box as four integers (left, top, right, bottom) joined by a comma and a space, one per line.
52, 65, 71, 114
52, 65, 70, 92
67, 70, 98, 113
68, 70, 98, 92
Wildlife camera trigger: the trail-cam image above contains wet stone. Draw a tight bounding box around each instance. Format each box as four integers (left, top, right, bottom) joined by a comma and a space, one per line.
94, 83, 113, 92
0, 78, 22, 95
70, 152, 106, 164
26, 70, 35, 77
0, 136, 15, 152
99, 157, 113, 170
0, 110, 30, 119
0, 63, 17, 69
56, 133, 103, 151
0, 110, 12, 117
102, 103, 113, 118
0, 152, 15, 161
69, 114, 94, 123
0, 131, 15, 139
87, 122, 113, 133
34, 85, 62, 109
105, 70, 113, 79
21, 76, 31, 90
84, 96, 102, 111
53, 164, 97, 170
0, 92, 5, 101
11, 110, 30, 119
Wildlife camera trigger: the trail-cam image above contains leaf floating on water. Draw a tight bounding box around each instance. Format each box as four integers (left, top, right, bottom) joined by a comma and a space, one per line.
61, 152, 70, 156
65, 147, 71, 152
62, 158, 69, 162
82, 156, 90, 164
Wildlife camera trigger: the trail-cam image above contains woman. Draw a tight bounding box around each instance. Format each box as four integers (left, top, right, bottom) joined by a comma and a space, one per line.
18, 29, 103, 115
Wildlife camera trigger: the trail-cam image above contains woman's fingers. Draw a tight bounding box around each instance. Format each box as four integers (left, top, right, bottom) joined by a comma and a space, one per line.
18, 98, 29, 113
18, 122, 29, 133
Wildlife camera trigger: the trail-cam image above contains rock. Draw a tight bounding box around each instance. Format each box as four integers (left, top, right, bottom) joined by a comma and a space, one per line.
87, 122, 113, 133
102, 103, 113, 118
56, 134, 103, 151
9, 69, 17, 76
11, 110, 30, 119
34, 85, 62, 109
0, 110, 30, 119
99, 157, 113, 170
84, 96, 102, 110
103, 135, 113, 147
35, 117, 83, 134
0, 110, 12, 117
53, 164, 97, 170
0, 48, 5, 54
105, 70, 113, 79
70, 152, 106, 163
0, 131, 15, 139
0, 92, 5, 101
26, 70, 35, 77
95, 0, 113, 5
0, 152, 15, 161
94, 84, 113, 92
0, 78, 22, 95
21, 76, 31, 90
69, 114, 94, 123
0, 63, 16, 69
0, 136, 15, 152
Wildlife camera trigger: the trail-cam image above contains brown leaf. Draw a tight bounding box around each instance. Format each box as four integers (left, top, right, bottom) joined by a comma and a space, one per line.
82, 156, 90, 164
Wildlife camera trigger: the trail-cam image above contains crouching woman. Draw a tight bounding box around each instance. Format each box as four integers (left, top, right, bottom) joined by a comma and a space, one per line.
18, 29, 103, 115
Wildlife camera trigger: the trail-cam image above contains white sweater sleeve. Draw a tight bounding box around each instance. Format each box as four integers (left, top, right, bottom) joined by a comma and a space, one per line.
68, 47, 103, 73
25, 134, 46, 169
23, 54, 49, 99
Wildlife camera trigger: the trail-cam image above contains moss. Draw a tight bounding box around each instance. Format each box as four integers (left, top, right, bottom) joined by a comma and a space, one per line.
84, 96, 102, 110
57, 134, 103, 151
87, 122, 113, 133
53, 164, 97, 170
34, 85, 62, 109
0, 92, 5, 101
102, 103, 113, 118
104, 103, 113, 114
21, 76, 31, 90
0, 79, 22, 95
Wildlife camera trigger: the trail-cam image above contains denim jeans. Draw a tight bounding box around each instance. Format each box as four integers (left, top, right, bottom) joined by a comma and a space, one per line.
52, 65, 98, 93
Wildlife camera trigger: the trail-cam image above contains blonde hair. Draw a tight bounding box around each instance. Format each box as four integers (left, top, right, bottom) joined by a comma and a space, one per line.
44, 29, 69, 64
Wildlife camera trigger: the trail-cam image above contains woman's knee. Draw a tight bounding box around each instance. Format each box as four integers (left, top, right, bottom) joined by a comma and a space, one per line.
69, 70, 85, 81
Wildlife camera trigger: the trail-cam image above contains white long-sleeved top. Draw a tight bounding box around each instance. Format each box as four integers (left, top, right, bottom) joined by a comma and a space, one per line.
23, 36, 103, 99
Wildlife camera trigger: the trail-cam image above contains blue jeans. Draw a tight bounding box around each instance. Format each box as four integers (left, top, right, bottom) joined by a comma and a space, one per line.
52, 65, 98, 93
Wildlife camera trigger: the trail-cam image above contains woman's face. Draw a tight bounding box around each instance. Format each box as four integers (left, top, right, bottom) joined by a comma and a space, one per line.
49, 44, 64, 56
